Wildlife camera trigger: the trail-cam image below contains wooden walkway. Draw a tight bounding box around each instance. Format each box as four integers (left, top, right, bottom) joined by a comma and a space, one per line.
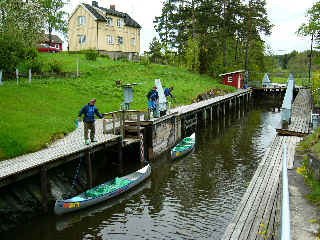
222, 88, 312, 240
277, 89, 312, 136
172, 88, 251, 116
0, 120, 121, 187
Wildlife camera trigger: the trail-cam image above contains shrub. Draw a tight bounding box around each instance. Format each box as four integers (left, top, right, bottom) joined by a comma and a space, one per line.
48, 59, 62, 73
99, 54, 110, 59
85, 50, 98, 61
0, 36, 26, 73
25, 58, 43, 73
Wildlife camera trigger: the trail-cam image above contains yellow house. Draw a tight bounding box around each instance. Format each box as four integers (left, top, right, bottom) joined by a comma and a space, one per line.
69, 1, 141, 59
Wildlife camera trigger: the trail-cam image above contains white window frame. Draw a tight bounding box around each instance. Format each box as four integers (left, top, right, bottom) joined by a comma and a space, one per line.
117, 19, 124, 27
55, 44, 59, 49
78, 16, 86, 25
117, 36, 123, 45
227, 76, 233, 82
130, 38, 136, 48
79, 35, 86, 44
106, 17, 113, 26
107, 35, 114, 45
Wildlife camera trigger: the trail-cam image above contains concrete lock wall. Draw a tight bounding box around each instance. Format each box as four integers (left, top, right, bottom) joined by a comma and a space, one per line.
152, 116, 180, 157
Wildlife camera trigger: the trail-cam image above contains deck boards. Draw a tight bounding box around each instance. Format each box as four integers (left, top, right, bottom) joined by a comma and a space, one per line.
0, 89, 252, 184
0, 120, 120, 180
222, 89, 310, 240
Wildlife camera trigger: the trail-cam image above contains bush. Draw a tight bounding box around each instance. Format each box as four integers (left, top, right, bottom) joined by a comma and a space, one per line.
25, 58, 43, 73
48, 59, 62, 73
85, 50, 98, 61
0, 36, 26, 73
99, 54, 110, 59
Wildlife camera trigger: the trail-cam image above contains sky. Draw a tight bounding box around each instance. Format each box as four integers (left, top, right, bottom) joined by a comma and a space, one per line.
63, 0, 316, 55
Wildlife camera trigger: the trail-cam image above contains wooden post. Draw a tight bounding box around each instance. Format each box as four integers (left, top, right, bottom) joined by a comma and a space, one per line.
103, 116, 106, 134
120, 110, 124, 138
87, 152, 93, 189
118, 139, 123, 175
76, 58, 79, 77
40, 167, 48, 213
16, 68, 19, 85
0, 69, 3, 85
146, 125, 153, 162
210, 107, 213, 121
104, 144, 108, 163
29, 69, 32, 83
112, 113, 116, 134
137, 112, 141, 137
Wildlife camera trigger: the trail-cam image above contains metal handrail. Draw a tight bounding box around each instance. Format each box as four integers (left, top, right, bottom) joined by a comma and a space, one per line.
281, 145, 291, 240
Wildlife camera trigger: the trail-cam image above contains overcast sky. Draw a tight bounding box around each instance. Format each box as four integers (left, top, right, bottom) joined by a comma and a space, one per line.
64, 0, 316, 54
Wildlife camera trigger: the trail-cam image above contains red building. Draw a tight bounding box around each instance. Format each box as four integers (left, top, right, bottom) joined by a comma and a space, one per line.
40, 34, 63, 51
219, 70, 245, 89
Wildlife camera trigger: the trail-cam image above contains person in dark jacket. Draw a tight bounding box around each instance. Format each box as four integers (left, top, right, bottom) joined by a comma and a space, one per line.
78, 98, 103, 145
147, 86, 159, 111
164, 87, 175, 99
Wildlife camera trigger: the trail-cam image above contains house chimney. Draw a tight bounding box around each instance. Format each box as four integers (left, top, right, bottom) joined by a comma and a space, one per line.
92, 1, 98, 7
110, 4, 115, 10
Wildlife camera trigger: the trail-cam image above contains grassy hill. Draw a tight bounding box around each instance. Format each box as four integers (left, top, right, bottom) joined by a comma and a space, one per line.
0, 53, 235, 161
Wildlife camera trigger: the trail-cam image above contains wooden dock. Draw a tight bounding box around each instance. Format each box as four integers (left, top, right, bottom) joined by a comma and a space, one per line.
222, 88, 312, 239
277, 89, 312, 136
0, 120, 123, 188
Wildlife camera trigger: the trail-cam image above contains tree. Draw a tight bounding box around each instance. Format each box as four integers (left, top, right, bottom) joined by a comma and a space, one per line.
297, 1, 320, 84
147, 37, 163, 63
40, 0, 69, 45
0, 0, 44, 73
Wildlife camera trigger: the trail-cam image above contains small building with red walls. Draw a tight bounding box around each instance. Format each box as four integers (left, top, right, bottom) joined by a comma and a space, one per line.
219, 70, 245, 89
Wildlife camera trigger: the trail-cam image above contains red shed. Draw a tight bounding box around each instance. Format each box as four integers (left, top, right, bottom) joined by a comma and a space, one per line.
219, 70, 245, 89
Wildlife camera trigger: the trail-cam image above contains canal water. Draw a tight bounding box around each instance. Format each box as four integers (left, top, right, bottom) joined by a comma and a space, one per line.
2, 99, 281, 240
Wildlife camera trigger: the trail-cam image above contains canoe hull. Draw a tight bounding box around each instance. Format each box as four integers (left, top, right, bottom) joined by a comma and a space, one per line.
54, 164, 151, 215
171, 133, 195, 160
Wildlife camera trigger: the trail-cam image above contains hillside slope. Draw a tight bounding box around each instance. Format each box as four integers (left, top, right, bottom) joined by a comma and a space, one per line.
0, 53, 235, 160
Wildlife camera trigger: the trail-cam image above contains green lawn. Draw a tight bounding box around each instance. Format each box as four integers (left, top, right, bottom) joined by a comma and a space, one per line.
0, 53, 235, 160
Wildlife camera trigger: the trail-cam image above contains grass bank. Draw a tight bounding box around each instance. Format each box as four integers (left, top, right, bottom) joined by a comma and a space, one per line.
297, 127, 320, 206
0, 53, 235, 161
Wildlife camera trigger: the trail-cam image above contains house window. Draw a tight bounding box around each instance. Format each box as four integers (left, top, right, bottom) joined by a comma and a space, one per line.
107, 35, 114, 45
55, 44, 59, 49
130, 38, 136, 47
78, 16, 86, 25
117, 19, 124, 27
79, 35, 86, 44
117, 36, 123, 45
227, 76, 233, 82
106, 17, 113, 26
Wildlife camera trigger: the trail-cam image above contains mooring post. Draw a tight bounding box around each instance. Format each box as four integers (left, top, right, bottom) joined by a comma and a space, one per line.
40, 166, 48, 213
118, 139, 123, 174
103, 144, 108, 163
87, 151, 93, 189
146, 125, 153, 162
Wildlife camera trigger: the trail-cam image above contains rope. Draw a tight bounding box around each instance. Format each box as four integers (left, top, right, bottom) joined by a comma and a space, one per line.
71, 157, 83, 189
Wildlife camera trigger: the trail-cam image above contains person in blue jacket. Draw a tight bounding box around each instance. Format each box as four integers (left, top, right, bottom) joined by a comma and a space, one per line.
78, 98, 103, 145
147, 86, 159, 112
164, 87, 175, 99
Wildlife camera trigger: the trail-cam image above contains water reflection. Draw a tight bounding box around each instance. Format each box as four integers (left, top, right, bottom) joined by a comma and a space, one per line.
2, 99, 281, 240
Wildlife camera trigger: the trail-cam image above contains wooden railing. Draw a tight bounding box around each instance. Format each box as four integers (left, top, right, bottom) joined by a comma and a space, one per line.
102, 110, 149, 138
